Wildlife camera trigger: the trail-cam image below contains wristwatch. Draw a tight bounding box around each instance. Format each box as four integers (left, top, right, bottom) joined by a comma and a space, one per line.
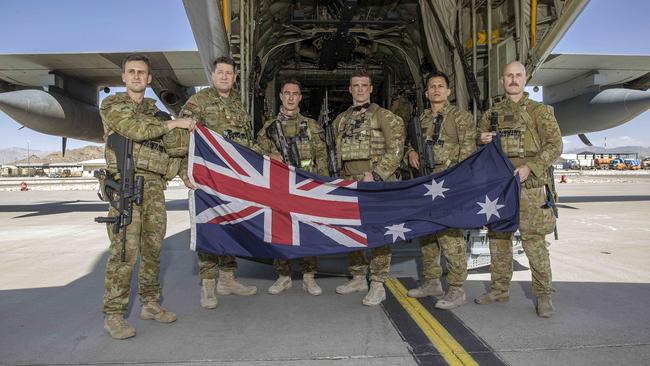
371, 171, 383, 182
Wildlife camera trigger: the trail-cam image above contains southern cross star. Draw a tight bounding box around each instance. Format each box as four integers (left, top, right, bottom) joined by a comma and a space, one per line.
424, 178, 449, 201
384, 223, 412, 243
476, 195, 505, 221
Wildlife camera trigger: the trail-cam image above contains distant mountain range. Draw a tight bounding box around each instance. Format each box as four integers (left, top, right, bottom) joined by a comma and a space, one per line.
3, 145, 104, 165
0, 147, 54, 165
565, 145, 650, 157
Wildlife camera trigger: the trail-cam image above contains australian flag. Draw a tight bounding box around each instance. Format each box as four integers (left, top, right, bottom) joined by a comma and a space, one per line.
189, 124, 519, 259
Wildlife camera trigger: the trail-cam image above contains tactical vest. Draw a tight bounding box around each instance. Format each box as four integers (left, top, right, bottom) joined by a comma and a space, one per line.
181, 90, 254, 148
493, 102, 547, 187
103, 99, 174, 179
338, 104, 386, 163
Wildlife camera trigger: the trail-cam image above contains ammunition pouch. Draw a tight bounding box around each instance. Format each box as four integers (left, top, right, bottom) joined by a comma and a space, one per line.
340, 118, 371, 161
339, 113, 385, 162
135, 141, 170, 176
499, 129, 525, 158
163, 128, 190, 157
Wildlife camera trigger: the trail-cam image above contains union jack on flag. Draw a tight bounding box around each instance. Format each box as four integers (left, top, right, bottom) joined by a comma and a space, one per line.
189, 124, 519, 259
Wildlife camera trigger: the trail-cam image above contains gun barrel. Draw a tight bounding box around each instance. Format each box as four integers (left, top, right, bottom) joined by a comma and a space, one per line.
95, 216, 117, 224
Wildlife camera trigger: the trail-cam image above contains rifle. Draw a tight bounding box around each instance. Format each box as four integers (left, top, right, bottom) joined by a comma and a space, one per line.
544, 165, 559, 240
271, 116, 301, 167
319, 90, 339, 177
94, 134, 144, 261
411, 114, 441, 176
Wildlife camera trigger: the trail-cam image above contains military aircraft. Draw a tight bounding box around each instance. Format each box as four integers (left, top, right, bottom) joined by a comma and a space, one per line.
0, 0, 622, 270
1, 0, 649, 153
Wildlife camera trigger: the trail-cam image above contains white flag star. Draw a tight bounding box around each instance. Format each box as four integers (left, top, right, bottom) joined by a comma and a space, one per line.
476, 195, 505, 221
424, 179, 449, 201
384, 223, 412, 243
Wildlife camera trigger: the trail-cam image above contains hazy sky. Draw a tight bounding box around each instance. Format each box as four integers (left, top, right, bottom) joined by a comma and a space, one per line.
0, 0, 649, 152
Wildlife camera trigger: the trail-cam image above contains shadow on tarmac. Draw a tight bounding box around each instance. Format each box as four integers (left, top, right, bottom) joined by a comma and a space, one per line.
559, 195, 650, 203
0, 199, 190, 218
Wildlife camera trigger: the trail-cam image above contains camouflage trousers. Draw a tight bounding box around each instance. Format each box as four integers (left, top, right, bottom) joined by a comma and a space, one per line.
274, 257, 318, 276
348, 246, 391, 283
198, 253, 237, 279
419, 228, 467, 287
488, 186, 555, 295
103, 176, 166, 315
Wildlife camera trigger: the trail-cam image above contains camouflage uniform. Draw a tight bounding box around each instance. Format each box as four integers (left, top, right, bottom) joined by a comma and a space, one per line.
478, 92, 562, 295
333, 103, 405, 283
179, 87, 258, 279
390, 94, 413, 127
406, 103, 476, 287
100, 92, 177, 315
257, 112, 329, 275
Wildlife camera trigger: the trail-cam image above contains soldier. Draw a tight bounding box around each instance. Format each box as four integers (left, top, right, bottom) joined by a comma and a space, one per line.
178, 56, 258, 309
405, 71, 476, 309
257, 79, 327, 296
475, 61, 562, 318
333, 69, 405, 306
100, 54, 195, 339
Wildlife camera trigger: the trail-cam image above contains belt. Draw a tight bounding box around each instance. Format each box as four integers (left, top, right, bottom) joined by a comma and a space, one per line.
141, 140, 166, 153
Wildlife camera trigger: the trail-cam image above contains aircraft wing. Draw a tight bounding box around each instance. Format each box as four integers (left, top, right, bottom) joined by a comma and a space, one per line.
528, 54, 650, 140
0, 51, 205, 89
0, 51, 206, 144
529, 53, 650, 90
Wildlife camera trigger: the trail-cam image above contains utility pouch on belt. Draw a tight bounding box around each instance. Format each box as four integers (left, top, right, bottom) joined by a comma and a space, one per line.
135, 141, 170, 175
163, 129, 189, 157
163, 157, 182, 180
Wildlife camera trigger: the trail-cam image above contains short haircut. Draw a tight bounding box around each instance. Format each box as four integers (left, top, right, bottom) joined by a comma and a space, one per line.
121, 54, 150, 73
350, 69, 373, 84
212, 56, 236, 72
280, 79, 302, 93
425, 70, 450, 88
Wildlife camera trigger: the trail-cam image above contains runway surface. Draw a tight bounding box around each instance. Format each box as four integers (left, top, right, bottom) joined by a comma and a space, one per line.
0, 181, 649, 365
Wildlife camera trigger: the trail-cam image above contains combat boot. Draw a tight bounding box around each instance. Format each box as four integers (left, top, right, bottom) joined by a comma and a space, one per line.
336, 275, 368, 294
217, 270, 257, 296
407, 279, 444, 298
536, 294, 555, 318
302, 273, 322, 296
362, 281, 386, 306
268, 275, 292, 295
200, 278, 218, 309
140, 302, 177, 323
104, 314, 135, 340
474, 290, 510, 305
434, 286, 467, 310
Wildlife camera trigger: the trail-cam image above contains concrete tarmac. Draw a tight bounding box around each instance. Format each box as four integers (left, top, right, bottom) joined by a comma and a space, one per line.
0, 182, 648, 365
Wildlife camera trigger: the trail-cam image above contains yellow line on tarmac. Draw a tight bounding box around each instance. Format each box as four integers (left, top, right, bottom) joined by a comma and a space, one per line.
385, 278, 479, 366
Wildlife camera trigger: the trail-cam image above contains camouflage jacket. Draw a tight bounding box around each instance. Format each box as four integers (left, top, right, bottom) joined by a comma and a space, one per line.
257, 112, 329, 176
407, 102, 476, 172
390, 95, 413, 128
100, 92, 170, 177
333, 103, 405, 181
478, 92, 562, 187
178, 87, 259, 177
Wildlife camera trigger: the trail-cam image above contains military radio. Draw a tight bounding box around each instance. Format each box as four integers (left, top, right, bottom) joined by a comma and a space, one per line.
490, 112, 499, 132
